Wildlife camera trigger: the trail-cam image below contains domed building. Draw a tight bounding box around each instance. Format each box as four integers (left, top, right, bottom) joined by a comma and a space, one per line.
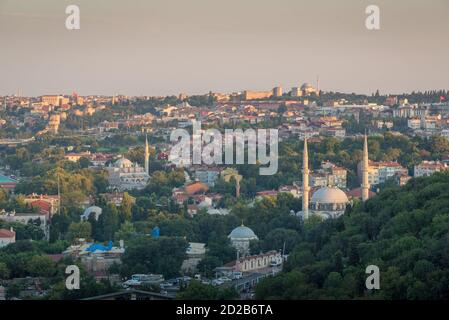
309, 187, 349, 219
228, 224, 258, 257
301, 83, 318, 96
106, 136, 151, 191
115, 158, 134, 169
81, 206, 103, 221
299, 135, 370, 220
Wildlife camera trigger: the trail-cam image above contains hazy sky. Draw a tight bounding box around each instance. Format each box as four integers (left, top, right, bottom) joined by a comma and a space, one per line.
1, 0, 448, 96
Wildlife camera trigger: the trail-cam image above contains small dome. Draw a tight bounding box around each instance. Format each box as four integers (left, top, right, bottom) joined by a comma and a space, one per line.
81, 206, 103, 220
115, 158, 133, 168
228, 225, 258, 240
311, 187, 349, 204
301, 83, 313, 90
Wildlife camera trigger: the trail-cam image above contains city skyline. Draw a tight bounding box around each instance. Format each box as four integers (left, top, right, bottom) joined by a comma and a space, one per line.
1, 0, 449, 96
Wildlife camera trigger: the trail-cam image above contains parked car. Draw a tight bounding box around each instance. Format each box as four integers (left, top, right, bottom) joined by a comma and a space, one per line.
123, 274, 164, 287
218, 276, 232, 282
212, 279, 224, 286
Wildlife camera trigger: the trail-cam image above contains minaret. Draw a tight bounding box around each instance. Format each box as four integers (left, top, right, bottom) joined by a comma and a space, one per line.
144, 134, 150, 175
235, 178, 240, 199
362, 134, 370, 202
302, 138, 310, 219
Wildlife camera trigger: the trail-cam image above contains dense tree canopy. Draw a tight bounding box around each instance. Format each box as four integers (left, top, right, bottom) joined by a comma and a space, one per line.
256, 172, 449, 299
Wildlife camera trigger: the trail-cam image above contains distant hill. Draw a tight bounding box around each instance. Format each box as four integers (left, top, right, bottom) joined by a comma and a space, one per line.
256, 172, 449, 299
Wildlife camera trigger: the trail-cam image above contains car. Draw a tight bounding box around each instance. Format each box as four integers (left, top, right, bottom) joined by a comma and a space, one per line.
212, 279, 224, 286
160, 283, 173, 289
123, 279, 141, 287
218, 276, 232, 282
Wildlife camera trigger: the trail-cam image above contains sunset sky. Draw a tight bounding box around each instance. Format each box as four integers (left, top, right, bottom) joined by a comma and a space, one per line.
1, 0, 448, 96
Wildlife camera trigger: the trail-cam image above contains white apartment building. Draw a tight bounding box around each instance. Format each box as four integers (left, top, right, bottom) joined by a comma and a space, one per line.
298, 129, 320, 140
233, 251, 283, 273
414, 161, 449, 177
0, 211, 49, 240
407, 118, 421, 130
358, 161, 408, 186
193, 167, 222, 187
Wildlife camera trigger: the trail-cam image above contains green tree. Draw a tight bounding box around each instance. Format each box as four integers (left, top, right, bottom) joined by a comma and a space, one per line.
26, 255, 57, 278
66, 221, 92, 242
114, 221, 135, 242
119, 192, 133, 222
0, 262, 11, 279
177, 281, 237, 300
121, 236, 188, 278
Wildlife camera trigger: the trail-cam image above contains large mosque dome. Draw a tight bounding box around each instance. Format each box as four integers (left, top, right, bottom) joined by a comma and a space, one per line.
311, 187, 349, 204
309, 187, 349, 219
228, 224, 258, 257
301, 83, 313, 90
228, 225, 258, 241
115, 158, 133, 168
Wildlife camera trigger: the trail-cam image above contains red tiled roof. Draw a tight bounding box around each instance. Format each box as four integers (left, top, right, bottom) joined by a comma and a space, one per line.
185, 181, 209, 195
0, 229, 15, 238
30, 200, 51, 213
347, 188, 376, 199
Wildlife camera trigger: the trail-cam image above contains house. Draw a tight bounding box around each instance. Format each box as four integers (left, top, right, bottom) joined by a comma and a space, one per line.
357, 160, 408, 186
0, 175, 17, 191
278, 185, 300, 198
0, 228, 15, 248
100, 192, 135, 206
256, 190, 279, 200
184, 181, 209, 196
0, 211, 49, 240
24, 194, 60, 217
192, 166, 222, 187
225, 251, 283, 273
346, 188, 376, 200
89, 153, 114, 167
64, 151, 92, 162
63, 239, 125, 280
414, 161, 449, 177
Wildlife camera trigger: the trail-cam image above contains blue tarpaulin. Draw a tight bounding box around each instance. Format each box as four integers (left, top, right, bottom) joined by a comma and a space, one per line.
151, 227, 160, 238
85, 241, 113, 252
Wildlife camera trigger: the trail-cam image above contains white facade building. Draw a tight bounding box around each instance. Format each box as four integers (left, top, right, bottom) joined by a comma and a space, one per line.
414, 161, 449, 177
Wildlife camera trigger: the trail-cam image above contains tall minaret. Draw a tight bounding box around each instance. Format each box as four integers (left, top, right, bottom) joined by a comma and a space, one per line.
144, 134, 150, 175
362, 134, 370, 202
302, 138, 310, 219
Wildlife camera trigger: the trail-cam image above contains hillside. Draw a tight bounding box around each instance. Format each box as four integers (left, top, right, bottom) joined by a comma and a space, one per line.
256, 172, 449, 299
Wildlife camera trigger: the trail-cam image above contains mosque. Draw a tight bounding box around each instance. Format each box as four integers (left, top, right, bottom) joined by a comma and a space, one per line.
106, 135, 151, 191
300, 135, 370, 220
228, 223, 259, 257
